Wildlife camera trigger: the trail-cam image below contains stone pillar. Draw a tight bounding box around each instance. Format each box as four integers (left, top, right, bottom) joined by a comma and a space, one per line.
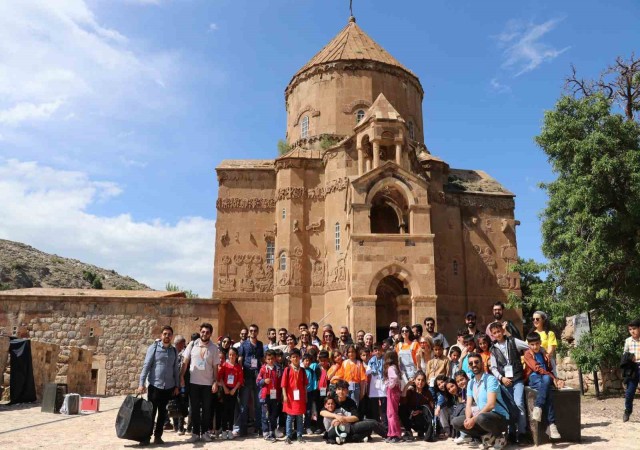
350, 295, 377, 334
395, 143, 402, 165
412, 295, 437, 325
357, 147, 364, 175
365, 157, 372, 173
373, 141, 380, 169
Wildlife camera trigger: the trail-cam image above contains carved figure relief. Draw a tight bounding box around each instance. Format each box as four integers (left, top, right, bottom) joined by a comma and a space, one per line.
305, 218, 324, 233
312, 260, 325, 287
293, 220, 300, 233
330, 257, 346, 283
220, 230, 230, 247
217, 253, 273, 293
275, 178, 349, 203
475, 245, 497, 287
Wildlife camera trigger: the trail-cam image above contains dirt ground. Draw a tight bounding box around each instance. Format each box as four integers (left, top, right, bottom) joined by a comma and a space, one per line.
0, 395, 639, 449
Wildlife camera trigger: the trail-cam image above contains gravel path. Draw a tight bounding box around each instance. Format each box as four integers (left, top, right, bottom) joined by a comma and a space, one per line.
0, 395, 639, 449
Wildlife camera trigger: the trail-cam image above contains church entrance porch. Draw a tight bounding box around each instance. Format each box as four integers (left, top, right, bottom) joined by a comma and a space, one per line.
374, 275, 410, 341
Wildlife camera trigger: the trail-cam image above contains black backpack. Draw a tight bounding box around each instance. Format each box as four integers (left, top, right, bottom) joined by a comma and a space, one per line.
470, 376, 520, 432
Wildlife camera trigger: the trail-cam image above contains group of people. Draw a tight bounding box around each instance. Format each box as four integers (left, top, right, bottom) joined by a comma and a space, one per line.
136, 302, 639, 448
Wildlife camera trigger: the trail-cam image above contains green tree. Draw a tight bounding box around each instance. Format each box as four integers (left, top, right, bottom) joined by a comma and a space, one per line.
533, 92, 640, 370
277, 139, 291, 155
165, 281, 198, 299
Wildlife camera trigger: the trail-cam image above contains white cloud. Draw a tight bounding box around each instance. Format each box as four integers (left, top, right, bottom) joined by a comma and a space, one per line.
0, 159, 216, 297
495, 18, 570, 77
0, 1, 178, 128
490, 78, 511, 94
208, 23, 219, 32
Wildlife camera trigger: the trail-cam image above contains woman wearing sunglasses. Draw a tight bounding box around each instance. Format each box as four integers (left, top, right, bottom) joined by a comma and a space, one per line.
531, 311, 558, 373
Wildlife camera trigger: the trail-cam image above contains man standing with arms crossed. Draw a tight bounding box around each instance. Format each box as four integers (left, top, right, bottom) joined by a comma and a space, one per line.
180, 323, 219, 443
237, 323, 265, 436
137, 325, 180, 446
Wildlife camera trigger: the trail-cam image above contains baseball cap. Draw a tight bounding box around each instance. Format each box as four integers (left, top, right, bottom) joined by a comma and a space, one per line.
465, 312, 476, 319
389, 322, 399, 328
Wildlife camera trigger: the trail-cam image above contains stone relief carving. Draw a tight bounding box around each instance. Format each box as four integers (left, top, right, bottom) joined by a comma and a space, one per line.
305, 218, 324, 232
217, 253, 274, 293
216, 197, 276, 210
293, 220, 300, 233
329, 257, 346, 284
220, 230, 230, 247
218, 170, 273, 183
275, 178, 349, 203
451, 194, 515, 210
474, 245, 497, 287
311, 260, 325, 287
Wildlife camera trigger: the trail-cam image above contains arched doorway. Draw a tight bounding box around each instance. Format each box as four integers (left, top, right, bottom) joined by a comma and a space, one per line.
369, 185, 409, 234
375, 275, 410, 341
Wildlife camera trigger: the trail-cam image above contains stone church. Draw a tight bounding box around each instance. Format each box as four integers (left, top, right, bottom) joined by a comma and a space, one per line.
214, 16, 521, 340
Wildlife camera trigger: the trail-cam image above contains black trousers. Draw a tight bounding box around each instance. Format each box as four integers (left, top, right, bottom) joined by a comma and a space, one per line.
452, 412, 508, 438
189, 383, 212, 436
326, 419, 379, 442
366, 397, 388, 427
147, 385, 174, 439
222, 392, 238, 431
399, 405, 435, 439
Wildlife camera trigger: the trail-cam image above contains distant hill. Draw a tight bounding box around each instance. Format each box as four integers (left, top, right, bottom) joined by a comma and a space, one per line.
0, 239, 150, 291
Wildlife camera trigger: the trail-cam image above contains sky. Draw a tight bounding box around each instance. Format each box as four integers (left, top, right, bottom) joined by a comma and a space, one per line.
0, 0, 638, 297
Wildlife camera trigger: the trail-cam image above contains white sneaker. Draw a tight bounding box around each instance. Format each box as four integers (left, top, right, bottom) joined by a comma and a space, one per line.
228, 430, 235, 440
202, 431, 213, 442
186, 433, 200, 443
532, 406, 542, 422
335, 435, 345, 445
454, 435, 473, 445
481, 434, 496, 449
547, 423, 561, 439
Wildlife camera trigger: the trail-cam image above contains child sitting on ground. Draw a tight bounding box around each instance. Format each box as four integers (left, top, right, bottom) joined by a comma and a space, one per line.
523, 332, 563, 439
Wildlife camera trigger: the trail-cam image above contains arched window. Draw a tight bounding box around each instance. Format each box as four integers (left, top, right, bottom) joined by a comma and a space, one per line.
280, 252, 287, 271
301, 116, 309, 138
408, 121, 415, 140
356, 109, 365, 124
282, 208, 286, 220
266, 240, 275, 265
335, 222, 341, 251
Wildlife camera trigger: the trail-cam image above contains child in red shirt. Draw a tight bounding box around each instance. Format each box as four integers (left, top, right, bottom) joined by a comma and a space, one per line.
217, 347, 243, 439
257, 349, 281, 442
281, 348, 308, 444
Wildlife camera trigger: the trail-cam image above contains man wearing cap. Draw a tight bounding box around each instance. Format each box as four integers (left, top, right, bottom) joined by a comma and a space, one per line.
465, 312, 483, 338
389, 322, 399, 339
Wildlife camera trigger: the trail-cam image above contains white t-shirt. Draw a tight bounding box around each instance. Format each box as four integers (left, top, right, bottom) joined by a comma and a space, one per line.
185, 339, 220, 386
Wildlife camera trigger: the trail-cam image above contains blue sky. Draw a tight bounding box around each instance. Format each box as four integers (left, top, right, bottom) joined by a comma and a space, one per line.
0, 0, 638, 296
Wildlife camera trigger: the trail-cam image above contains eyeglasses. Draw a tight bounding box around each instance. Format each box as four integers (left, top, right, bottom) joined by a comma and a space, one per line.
279, 332, 286, 335
249, 329, 257, 333
468, 361, 481, 366
401, 329, 410, 333
532, 317, 542, 322
201, 330, 211, 335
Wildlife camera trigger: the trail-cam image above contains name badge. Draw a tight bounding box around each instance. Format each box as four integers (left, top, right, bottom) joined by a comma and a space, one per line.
293, 389, 301, 401
320, 388, 327, 396
251, 358, 258, 369
429, 377, 436, 387
195, 359, 206, 370
270, 389, 277, 400
348, 381, 356, 391
375, 378, 384, 390
504, 365, 514, 378
226, 374, 235, 385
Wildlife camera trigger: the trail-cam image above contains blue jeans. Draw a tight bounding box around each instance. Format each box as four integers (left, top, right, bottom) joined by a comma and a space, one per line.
506, 379, 526, 435
235, 373, 261, 434
528, 373, 556, 424
624, 365, 640, 413
286, 414, 304, 438
261, 399, 279, 435
349, 383, 361, 407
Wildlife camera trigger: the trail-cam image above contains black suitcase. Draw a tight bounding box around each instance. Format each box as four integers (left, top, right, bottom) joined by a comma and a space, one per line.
115, 395, 154, 442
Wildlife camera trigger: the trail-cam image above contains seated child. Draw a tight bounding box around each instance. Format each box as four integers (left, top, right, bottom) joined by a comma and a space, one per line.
523, 332, 564, 439
322, 396, 348, 445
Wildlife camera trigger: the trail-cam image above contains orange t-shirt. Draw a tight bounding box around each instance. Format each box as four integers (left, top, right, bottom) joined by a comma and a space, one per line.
396, 341, 420, 366
334, 359, 367, 383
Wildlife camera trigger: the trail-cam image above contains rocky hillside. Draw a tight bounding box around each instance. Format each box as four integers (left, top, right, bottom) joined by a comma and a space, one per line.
0, 239, 150, 291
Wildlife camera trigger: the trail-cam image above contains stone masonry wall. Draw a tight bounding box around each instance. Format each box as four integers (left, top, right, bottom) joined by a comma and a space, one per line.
30, 340, 60, 400
556, 315, 624, 395
0, 294, 219, 396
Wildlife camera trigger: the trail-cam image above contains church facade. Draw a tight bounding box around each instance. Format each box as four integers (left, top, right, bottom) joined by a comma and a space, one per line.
214, 17, 521, 339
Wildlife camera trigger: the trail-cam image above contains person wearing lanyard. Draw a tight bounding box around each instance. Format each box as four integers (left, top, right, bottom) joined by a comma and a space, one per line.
396, 326, 419, 386
282, 348, 308, 444
366, 344, 387, 426
334, 344, 367, 406
236, 323, 265, 436
180, 323, 220, 443
217, 346, 243, 440
451, 353, 509, 450
489, 322, 528, 443
257, 349, 281, 442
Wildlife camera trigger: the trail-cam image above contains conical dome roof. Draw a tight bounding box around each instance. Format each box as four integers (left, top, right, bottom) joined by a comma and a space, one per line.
292, 17, 417, 80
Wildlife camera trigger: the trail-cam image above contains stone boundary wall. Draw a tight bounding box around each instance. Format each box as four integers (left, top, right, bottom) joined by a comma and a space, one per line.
0, 294, 219, 396
556, 315, 624, 395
